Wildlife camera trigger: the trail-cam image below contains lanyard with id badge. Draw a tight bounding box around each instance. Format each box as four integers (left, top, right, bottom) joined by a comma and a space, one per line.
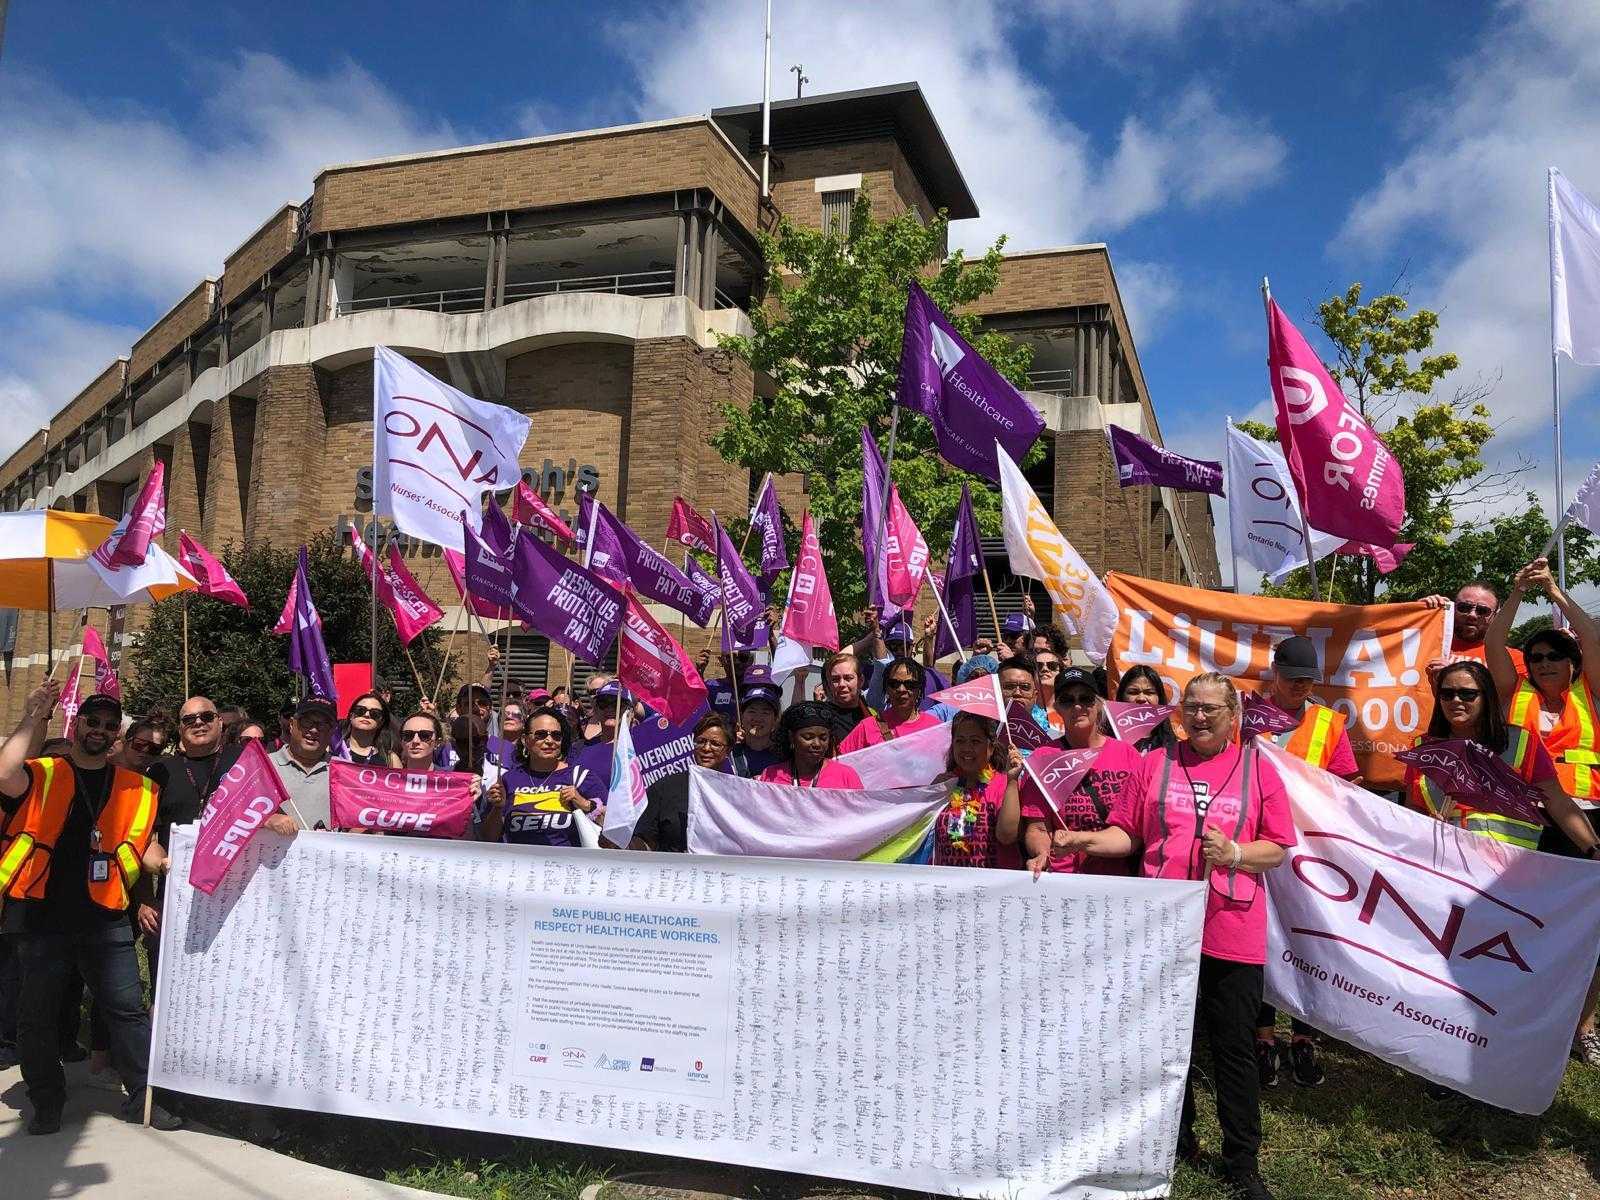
79, 770, 116, 885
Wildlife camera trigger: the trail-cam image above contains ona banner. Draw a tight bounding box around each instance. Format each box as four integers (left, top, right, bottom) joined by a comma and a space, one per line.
328, 760, 476, 839
1260, 743, 1600, 1113
1105, 573, 1451, 788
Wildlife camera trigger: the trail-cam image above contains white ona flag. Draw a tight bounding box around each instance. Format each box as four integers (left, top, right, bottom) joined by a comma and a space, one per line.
1225, 421, 1342, 584
1550, 168, 1600, 366
995, 440, 1117, 660
1260, 742, 1600, 1114
372, 346, 532, 550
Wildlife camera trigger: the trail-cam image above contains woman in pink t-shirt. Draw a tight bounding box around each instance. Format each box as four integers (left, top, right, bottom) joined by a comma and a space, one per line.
757, 702, 864, 788
837, 656, 943, 754
1055, 672, 1294, 1199
931, 712, 1023, 867
1020, 666, 1141, 877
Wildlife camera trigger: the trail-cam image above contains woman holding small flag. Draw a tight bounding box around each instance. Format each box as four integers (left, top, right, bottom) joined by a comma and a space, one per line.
836, 657, 943, 754
1053, 673, 1294, 1200
759, 703, 863, 788
933, 713, 1023, 867
1116, 667, 1179, 752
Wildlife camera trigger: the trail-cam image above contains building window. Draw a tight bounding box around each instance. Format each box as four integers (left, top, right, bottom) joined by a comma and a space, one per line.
821, 189, 855, 239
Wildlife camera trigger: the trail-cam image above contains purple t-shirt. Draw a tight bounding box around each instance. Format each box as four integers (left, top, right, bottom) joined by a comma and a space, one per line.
569, 739, 616, 792
500, 764, 606, 847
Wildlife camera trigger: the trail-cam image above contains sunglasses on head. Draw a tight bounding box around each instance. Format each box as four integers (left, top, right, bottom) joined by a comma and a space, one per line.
350, 704, 385, 720
399, 728, 436, 742
180, 711, 218, 727
1438, 686, 1482, 702
1454, 601, 1495, 617
1527, 650, 1571, 666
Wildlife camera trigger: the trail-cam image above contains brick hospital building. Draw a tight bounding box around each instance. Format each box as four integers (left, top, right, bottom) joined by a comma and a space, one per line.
0, 82, 1219, 717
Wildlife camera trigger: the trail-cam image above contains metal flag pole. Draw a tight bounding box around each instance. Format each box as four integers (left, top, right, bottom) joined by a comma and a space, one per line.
760, 0, 773, 201
1548, 168, 1571, 618
1261, 276, 1321, 601
870, 408, 901, 628
1224, 417, 1244, 595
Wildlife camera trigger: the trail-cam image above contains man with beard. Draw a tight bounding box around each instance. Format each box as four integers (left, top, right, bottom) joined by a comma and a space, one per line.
0, 682, 181, 1134
1422, 580, 1525, 675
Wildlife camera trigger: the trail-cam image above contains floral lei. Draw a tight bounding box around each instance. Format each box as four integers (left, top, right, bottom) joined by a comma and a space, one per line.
943, 768, 994, 854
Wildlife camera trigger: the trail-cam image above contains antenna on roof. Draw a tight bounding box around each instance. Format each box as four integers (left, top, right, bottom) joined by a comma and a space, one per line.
761, 0, 773, 200
789, 64, 808, 99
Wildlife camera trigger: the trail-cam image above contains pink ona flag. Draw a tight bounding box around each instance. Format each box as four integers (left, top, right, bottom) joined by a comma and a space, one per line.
928, 673, 1006, 722
177, 531, 249, 607
781, 511, 840, 652
189, 740, 291, 894
271, 572, 298, 635
93, 461, 168, 569
511, 480, 577, 542
328, 760, 476, 839
882, 485, 930, 607
1021, 745, 1103, 827
617, 595, 709, 723
1268, 296, 1405, 546
349, 527, 443, 644
1103, 700, 1176, 742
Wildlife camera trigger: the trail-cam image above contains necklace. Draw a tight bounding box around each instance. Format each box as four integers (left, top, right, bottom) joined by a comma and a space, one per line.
942, 768, 994, 855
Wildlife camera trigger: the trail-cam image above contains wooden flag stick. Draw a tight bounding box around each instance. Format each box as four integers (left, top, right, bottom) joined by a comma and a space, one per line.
432, 606, 464, 708
979, 563, 1004, 644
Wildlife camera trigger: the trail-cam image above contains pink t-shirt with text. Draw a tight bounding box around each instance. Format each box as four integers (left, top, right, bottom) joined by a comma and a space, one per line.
933, 771, 1012, 868
1020, 739, 1142, 876
836, 709, 943, 755
1110, 742, 1296, 964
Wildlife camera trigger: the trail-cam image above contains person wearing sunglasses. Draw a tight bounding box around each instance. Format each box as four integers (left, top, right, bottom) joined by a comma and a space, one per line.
1031, 652, 1067, 735
0, 682, 183, 1134
264, 698, 336, 834
1420, 580, 1525, 675
1055, 672, 1293, 1200
146, 696, 243, 870
338, 692, 394, 767
479, 707, 604, 848
837, 656, 942, 754
1020, 667, 1142, 879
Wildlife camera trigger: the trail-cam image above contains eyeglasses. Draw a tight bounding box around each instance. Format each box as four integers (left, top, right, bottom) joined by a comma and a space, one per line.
1526, 651, 1569, 666
1438, 687, 1482, 703
1454, 601, 1495, 617
1182, 702, 1229, 718
349, 704, 385, 720
399, 729, 436, 742
1059, 692, 1098, 709
693, 736, 728, 749
128, 739, 163, 755
527, 729, 563, 742
885, 677, 920, 692
179, 711, 218, 727
1000, 682, 1034, 696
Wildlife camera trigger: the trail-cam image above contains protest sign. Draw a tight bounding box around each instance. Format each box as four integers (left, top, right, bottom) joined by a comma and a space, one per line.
188, 741, 289, 894
1260, 743, 1600, 1113
1106, 573, 1451, 787
631, 706, 707, 788
154, 826, 1204, 1200
512, 533, 625, 663
328, 761, 476, 839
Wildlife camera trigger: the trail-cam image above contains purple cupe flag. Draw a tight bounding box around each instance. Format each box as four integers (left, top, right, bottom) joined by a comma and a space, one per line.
1267, 295, 1405, 545
713, 515, 764, 649
749, 473, 788, 581
934, 484, 982, 657
579, 494, 716, 626
683, 550, 720, 607
1107, 424, 1224, 495
896, 281, 1044, 480
177, 531, 249, 608
860, 427, 894, 612
287, 547, 336, 701
93, 460, 168, 570
461, 514, 521, 618
511, 532, 625, 664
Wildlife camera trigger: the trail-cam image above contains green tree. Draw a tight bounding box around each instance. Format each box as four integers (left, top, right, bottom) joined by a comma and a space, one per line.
712, 191, 1032, 635
1245, 283, 1600, 603
124, 533, 454, 724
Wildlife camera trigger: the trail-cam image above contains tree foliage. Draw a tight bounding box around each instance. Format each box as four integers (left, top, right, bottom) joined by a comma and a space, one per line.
712, 192, 1032, 634
124, 533, 453, 723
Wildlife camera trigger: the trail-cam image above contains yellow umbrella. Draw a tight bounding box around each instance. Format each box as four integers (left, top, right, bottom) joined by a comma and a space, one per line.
0, 509, 196, 610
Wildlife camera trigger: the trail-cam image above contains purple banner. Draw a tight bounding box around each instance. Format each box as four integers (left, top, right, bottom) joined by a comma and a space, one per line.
935, 483, 982, 657
580, 494, 716, 626
481, 496, 516, 555
512, 534, 625, 664
462, 515, 520, 614
895, 281, 1045, 480
1107, 424, 1225, 496
1395, 739, 1546, 825
287, 547, 335, 701
630, 704, 711, 789
750, 474, 788, 582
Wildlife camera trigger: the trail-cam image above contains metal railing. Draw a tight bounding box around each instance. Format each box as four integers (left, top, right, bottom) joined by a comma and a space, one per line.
334, 268, 747, 317
338, 285, 488, 317
1025, 368, 1076, 396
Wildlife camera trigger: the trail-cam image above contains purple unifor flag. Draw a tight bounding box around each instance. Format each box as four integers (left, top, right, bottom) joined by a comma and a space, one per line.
579, 493, 717, 626
1106, 424, 1225, 496
511, 532, 625, 664
713, 515, 764, 653
749, 473, 788, 583
287, 547, 336, 701
462, 514, 521, 616
861, 427, 895, 613
934, 483, 982, 657
896, 281, 1045, 481
1394, 739, 1547, 826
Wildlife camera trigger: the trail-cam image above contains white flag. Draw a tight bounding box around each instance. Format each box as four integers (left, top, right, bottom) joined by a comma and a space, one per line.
1225, 421, 1342, 584
1565, 460, 1600, 534
602, 712, 648, 849
372, 346, 532, 550
1550, 168, 1600, 366
995, 440, 1117, 660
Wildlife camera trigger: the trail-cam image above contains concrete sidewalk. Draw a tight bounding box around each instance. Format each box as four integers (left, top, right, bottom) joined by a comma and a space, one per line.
0, 1062, 449, 1200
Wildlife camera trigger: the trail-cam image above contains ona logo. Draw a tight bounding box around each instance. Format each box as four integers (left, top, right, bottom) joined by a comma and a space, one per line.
929, 323, 966, 378
1278, 365, 1328, 426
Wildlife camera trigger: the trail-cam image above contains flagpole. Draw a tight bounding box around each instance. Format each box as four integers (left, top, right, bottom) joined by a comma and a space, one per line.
1225, 417, 1244, 594
871, 410, 901, 625
1262, 276, 1322, 601
498, 520, 523, 723
1549, 168, 1570, 610
978, 564, 1004, 644
181, 592, 190, 698
928, 577, 969, 665
760, 0, 773, 201
369, 521, 380, 683
433, 605, 463, 708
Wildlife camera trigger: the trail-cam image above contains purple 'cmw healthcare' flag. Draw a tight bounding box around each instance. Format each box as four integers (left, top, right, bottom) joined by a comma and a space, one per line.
579, 493, 717, 626
462, 514, 520, 616
896, 281, 1045, 480
287, 547, 336, 701
1107, 424, 1225, 496
512, 533, 625, 663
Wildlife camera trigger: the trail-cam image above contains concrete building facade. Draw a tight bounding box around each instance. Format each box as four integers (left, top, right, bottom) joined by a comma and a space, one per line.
0, 83, 1218, 720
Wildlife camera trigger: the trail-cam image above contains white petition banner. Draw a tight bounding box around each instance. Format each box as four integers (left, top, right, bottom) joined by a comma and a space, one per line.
1261, 743, 1600, 1113
153, 827, 1205, 1199
372, 345, 532, 550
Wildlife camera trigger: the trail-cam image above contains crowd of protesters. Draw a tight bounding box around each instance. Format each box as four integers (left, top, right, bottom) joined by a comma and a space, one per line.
3, 558, 1600, 1200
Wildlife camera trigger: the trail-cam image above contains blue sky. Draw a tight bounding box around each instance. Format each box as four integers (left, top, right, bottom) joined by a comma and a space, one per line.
4, 0, 1599, 587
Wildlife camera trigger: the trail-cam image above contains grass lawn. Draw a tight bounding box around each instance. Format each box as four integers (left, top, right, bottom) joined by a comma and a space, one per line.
178, 1041, 1600, 1200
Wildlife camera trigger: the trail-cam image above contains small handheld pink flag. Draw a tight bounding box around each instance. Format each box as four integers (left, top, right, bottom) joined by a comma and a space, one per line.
511, 480, 577, 542
1022, 745, 1103, 827
189, 740, 291, 894
1005, 700, 1050, 750
781, 511, 840, 652
928, 674, 1006, 722
93, 461, 168, 569
1338, 540, 1414, 575
1103, 700, 1175, 742
178, 531, 249, 608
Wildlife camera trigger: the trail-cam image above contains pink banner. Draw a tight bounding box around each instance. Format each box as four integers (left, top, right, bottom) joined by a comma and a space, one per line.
328, 760, 476, 838
883, 485, 930, 607
512, 480, 577, 542
1268, 296, 1405, 546
929, 674, 1006, 721
189, 740, 291, 894
93, 460, 167, 569
781, 511, 840, 651
178, 531, 249, 607
617, 596, 708, 723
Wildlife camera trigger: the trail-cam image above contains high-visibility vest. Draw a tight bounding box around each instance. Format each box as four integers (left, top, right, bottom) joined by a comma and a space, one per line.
0, 758, 158, 912
1273, 702, 1346, 770
1408, 731, 1545, 850
1507, 677, 1600, 801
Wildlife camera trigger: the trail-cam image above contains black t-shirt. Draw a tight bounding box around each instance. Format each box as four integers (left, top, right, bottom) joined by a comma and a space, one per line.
635, 773, 689, 853
2, 761, 125, 934
147, 745, 243, 843
821, 702, 864, 748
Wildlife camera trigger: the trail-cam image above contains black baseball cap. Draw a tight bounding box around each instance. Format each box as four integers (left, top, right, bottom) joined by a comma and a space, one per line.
1273, 636, 1321, 681
77, 693, 122, 720
1054, 667, 1099, 699
293, 697, 337, 722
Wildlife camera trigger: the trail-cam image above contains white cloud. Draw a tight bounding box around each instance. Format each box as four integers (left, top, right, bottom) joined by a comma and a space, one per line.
1025, 0, 1352, 41
607, 1, 1283, 254
1116, 260, 1183, 341
1336, 0, 1600, 448
0, 310, 144, 453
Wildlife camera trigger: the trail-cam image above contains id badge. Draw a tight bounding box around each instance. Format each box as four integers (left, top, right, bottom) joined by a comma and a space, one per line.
89, 853, 112, 884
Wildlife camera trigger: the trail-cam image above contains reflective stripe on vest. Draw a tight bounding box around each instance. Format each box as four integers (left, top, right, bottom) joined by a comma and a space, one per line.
1276, 705, 1341, 769
1460, 810, 1543, 849
0, 760, 157, 910
1509, 678, 1600, 800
